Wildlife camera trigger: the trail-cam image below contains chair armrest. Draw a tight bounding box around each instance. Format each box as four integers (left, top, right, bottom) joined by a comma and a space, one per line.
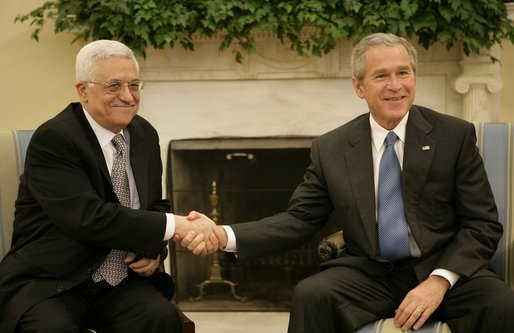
317, 230, 345, 262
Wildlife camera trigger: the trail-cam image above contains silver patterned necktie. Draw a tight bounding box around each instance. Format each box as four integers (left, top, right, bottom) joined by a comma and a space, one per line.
92, 134, 131, 286
377, 131, 411, 262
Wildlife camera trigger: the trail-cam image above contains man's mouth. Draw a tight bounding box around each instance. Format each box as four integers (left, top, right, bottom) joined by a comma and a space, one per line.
384, 96, 405, 102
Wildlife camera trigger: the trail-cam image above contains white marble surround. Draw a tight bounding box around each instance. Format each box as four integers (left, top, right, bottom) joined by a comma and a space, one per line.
138, 32, 503, 165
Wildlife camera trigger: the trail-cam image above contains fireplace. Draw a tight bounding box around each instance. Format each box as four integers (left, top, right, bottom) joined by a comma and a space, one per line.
166, 137, 341, 310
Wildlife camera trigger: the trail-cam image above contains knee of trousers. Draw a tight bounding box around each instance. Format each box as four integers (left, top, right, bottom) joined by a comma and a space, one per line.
132, 300, 181, 331
481, 290, 514, 318
17, 315, 73, 333
291, 276, 334, 308
138, 299, 178, 320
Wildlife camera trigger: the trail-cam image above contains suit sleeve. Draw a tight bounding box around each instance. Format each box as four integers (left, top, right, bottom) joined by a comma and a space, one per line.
231, 140, 330, 259
434, 123, 502, 278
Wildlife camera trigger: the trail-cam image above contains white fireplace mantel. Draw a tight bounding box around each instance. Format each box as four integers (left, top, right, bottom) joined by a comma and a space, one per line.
138, 33, 503, 162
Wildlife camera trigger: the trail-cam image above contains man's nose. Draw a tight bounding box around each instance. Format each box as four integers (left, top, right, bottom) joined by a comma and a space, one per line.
386, 75, 402, 90
118, 86, 135, 101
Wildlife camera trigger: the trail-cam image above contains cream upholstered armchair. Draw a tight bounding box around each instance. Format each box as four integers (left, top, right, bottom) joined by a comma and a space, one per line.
0, 130, 194, 333
318, 122, 514, 333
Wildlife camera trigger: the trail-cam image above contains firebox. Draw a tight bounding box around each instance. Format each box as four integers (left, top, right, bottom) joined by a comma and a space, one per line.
166, 137, 340, 311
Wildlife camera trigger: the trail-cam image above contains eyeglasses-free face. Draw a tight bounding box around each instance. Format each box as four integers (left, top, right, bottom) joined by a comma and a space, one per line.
85, 79, 144, 94
352, 44, 416, 130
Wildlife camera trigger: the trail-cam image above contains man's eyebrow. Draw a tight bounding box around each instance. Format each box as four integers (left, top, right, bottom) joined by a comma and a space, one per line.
371, 65, 412, 76
370, 68, 387, 76
397, 65, 412, 71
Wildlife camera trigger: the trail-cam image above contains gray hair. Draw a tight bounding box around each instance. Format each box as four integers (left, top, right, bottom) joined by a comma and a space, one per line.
350, 33, 418, 82
75, 40, 139, 82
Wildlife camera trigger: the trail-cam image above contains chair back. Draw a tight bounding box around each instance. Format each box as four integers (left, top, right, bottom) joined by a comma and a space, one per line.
477, 123, 514, 289
0, 130, 34, 259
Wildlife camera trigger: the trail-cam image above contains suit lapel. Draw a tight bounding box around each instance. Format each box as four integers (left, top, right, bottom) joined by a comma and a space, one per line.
127, 118, 150, 209
72, 104, 112, 184
345, 116, 378, 254
403, 106, 436, 246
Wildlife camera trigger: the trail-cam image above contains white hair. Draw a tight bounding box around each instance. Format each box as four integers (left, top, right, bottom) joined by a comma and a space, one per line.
75, 40, 139, 82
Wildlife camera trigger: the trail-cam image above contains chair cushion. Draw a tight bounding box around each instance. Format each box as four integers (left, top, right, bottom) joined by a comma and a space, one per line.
355, 318, 452, 333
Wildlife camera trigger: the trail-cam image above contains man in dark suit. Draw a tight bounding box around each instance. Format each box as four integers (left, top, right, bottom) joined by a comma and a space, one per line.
0, 40, 220, 333
183, 33, 514, 332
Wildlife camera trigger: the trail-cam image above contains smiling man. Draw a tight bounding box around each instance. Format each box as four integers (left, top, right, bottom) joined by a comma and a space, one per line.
183, 33, 514, 332
0, 40, 220, 333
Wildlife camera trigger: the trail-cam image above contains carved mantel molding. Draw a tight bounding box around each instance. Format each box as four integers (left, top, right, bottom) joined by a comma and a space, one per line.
140, 31, 460, 82
140, 31, 346, 81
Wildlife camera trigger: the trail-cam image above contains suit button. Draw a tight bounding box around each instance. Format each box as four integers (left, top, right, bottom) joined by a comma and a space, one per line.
57, 285, 65, 293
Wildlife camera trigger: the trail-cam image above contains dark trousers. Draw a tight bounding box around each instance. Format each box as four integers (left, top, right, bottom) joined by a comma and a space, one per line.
288, 264, 514, 333
16, 276, 181, 333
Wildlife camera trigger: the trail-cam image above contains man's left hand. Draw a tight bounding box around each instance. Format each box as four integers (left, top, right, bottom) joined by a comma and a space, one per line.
394, 275, 450, 331
124, 252, 160, 277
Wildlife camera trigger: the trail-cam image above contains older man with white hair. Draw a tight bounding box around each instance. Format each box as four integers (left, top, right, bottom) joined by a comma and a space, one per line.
0, 39, 220, 333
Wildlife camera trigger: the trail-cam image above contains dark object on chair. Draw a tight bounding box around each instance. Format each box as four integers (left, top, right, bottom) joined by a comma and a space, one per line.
317, 230, 345, 262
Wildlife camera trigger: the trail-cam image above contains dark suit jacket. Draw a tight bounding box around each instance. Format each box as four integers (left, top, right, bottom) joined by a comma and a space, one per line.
0, 103, 173, 333
231, 105, 503, 283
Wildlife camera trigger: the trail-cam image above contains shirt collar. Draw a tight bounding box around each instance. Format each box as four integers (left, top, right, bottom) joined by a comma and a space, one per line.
82, 107, 127, 149
369, 112, 409, 152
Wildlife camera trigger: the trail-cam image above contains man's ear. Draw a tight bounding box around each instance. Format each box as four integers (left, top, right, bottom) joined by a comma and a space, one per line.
351, 76, 364, 99
76, 82, 88, 100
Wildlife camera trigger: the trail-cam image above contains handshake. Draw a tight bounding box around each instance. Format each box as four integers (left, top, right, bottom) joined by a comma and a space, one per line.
173, 211, 228, 256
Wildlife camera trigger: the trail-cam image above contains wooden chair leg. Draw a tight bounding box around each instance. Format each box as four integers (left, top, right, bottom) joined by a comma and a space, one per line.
174, 303, 195, 333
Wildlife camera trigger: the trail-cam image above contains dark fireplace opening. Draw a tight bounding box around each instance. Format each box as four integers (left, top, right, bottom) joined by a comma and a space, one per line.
166, 137, 341, 311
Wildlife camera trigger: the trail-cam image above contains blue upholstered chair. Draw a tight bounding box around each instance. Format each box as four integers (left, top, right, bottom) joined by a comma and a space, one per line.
0, 130, 33, 260
318, 122, 514, 333
478, 123, 514, 289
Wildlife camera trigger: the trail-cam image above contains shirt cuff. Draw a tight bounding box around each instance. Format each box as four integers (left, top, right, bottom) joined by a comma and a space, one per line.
221, 225, 237, 252
430, 268, 461, 288
163, 213, 175, 241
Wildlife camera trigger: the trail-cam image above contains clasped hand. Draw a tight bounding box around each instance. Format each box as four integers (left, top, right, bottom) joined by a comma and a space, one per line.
173, 211, 228, 256
124, 252, 160, 277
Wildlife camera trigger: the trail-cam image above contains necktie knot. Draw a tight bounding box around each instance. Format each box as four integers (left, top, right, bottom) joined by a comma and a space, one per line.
385, 131, 398, 147
112, 134, 126, 155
